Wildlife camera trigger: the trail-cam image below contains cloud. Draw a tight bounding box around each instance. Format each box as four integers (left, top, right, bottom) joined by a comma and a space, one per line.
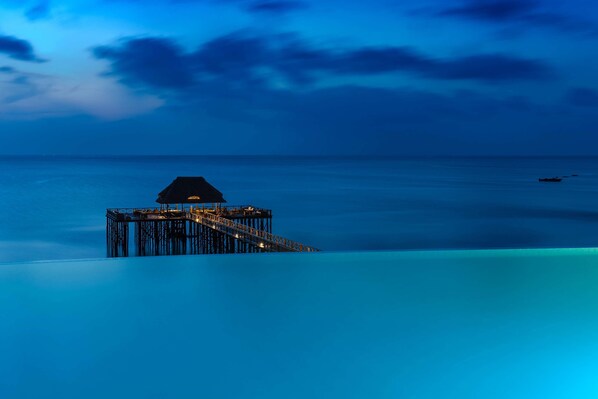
25, 1, 52, 21
435, 0, 598, 35
93, 31, 554, 91
194, 34, 270, 83
428, 54, 551, 81
245, 0, 306, 15
332, 48, 552, 82
566, 88, 598, 107
93, 37, 195, 89
439, 0, 538, 21
0, 70, 46, 106
0, 69, 162, 120
103, 0, 306, 15
0, 35, 46, 63
0, 66, 16, 74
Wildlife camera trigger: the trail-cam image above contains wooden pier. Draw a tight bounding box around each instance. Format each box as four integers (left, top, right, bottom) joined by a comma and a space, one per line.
106, 177, 318, 257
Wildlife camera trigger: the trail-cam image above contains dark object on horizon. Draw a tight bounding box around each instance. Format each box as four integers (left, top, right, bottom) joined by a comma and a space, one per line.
572, 174, 579, 177
539, 177, 562, 182
157, 176, 226, 204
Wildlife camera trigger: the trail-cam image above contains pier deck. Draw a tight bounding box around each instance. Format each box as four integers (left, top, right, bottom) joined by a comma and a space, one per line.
106, 205, 318, 257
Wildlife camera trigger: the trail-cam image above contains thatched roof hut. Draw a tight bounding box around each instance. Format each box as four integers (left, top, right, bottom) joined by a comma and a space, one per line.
156, 177, 226, 204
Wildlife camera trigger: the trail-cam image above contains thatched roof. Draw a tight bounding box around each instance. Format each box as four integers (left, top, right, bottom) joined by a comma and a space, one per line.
156, 177, 226, 204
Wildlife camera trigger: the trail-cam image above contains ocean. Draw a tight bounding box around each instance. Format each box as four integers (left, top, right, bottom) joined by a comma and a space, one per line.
2, 156, 598, 262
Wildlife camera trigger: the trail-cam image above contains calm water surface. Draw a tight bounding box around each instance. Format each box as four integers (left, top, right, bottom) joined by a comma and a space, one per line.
2, 156, 598, 261
2, 249, 598, 398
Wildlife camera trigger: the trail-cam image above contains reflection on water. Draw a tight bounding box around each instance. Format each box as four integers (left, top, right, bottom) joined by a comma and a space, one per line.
1, 249, 598, 398
2, 156, 598, 261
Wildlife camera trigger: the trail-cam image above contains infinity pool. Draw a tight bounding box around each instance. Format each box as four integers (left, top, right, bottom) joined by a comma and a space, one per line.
2, 249, 598, 398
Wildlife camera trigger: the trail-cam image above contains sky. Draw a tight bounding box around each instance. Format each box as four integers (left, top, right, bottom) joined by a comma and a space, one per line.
1, 0, 598, 155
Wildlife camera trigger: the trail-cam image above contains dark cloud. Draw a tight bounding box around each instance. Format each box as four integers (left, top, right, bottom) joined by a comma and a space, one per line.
10, 75, 31, 86
103, 0, 306, 15
93, 31, 554, 90
0, 69, 44, 106
25, 1, 51, 21
245, 0, 306, 15
436, 0, 597, 34
93, 38, 195, 89
566, 88, 598, 107
439, 0, 538, 21
334, 48, 552, 81
429, 54, 550, 81
193, 34, 270, 84
0, 66, 16, 74
0, 35, 45, 63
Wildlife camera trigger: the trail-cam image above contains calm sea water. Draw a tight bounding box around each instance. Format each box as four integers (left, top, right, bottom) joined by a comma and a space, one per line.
2, 156, 598, 262
2, 249, 598, 398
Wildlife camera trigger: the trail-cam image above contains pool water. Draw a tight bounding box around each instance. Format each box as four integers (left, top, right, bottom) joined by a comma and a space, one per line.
2, 249, 598, 398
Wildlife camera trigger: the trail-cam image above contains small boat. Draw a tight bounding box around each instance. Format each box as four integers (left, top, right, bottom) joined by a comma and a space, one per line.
572, 174, 579, 177
539, 177, 562, 182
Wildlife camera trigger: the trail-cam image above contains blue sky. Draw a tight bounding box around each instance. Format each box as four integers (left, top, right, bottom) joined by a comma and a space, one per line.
1, 0, 598, 155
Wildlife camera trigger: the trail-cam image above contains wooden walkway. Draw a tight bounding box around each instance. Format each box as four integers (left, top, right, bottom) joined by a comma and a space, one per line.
187, 209, 318, 253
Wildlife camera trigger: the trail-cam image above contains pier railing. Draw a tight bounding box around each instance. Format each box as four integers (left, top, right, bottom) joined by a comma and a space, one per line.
107, 205, 272, 221
187, 210, 319, 253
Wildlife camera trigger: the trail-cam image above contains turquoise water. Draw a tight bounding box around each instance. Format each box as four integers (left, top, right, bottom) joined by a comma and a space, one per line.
2, 249, 598, 398
3, 156, 598, 262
